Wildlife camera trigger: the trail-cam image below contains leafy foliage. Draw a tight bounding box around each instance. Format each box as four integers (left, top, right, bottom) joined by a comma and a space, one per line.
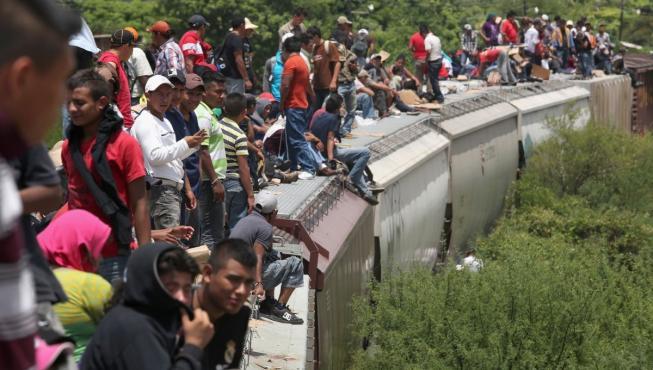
351, 122, 653, 369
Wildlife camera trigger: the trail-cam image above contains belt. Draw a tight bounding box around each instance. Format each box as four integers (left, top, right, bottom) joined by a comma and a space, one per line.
153, 177, 184, 191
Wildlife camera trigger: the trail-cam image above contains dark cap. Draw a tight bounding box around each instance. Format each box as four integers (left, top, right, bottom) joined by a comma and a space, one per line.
164, 69, 186, 85
188, 14, 210, 27
110, 29, 135, 46
231, 17, 245, 29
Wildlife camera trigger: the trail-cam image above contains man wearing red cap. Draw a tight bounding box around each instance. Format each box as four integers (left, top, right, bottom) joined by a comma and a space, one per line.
148, 20, 185, 76
180, 14, 217, 72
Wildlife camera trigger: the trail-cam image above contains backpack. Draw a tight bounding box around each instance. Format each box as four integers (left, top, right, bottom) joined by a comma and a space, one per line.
351, 34, 368, 57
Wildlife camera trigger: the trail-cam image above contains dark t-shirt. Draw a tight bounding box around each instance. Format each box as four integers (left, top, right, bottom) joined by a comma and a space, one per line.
166, 109, 201, 195
309, 111, 339, 155
11, 144, 67, 304
201, 306, 251, 370
222, 33, 244, 79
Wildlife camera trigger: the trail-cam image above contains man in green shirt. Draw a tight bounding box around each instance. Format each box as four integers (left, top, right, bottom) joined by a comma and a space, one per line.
196, 72, 228, 249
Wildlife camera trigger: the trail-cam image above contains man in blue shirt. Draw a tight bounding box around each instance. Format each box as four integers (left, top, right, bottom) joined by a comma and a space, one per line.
166, 73, 204, 245
308, 95, 378, 205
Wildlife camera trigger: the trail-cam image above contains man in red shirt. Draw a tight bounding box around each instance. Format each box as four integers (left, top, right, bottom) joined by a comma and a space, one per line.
501, 10, 519, 44
476, 48, 517, 84
63, 69, 151, 282
280, 36, 317, 180
97, 29, 135, 129
408, 24, 428, 87
180, 14, 216, 73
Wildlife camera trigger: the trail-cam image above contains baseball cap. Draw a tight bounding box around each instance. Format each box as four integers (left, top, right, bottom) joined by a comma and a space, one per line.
281, 32, 295, 44
164, 69, 185, 85
358, 28, 369, 36
184, 73, 204, 90
464, 24, 472, 31
358, 69, 369, 78
145, 75, 174, 93
231, 17, 246, 29
147, 20, 171, 33
110, 29, 134, 46
124, 26, 139, 41
542, 14, 549, 21
566, 20, 574, 27
244, 17, 258, 30
255, 191, 278, 214
370, 53, 381, 60
337, 16, 353, 25
188, 14, 210, 27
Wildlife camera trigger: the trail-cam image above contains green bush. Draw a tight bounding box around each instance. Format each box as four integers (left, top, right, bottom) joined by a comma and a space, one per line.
351, 123, 653, 369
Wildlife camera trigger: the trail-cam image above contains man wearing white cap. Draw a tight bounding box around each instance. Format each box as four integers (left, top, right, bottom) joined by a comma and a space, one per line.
242, 17, 259, 90
460, 23, 477, 66
230, 191, 305, 325
351, 28, 375, 67
131, 75, 208, 229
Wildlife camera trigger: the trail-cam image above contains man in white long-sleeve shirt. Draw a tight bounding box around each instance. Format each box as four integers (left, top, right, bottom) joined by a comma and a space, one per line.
131, 75, 207, 228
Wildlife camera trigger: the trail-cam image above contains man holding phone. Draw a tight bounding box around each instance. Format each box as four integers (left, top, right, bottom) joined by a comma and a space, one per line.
131, 75, 208, 228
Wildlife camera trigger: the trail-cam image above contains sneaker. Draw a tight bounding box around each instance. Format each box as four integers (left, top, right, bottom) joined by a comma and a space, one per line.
362, 192, 379, 205
298, 171, 315, 180
264, 302, 304, 325
258, 297, 275, 315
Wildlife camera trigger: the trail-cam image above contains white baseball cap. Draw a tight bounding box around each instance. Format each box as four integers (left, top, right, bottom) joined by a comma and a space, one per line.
358, 28, 369, 36
255, 191, 278, 214
145, 75, 174, 93
542, 14, 549, 21
281, 32, 294, 44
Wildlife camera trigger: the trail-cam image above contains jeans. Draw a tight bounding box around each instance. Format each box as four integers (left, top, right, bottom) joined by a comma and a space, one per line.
414, 59, 427, 85
338, 82, 357, 135
199, 180, 225, 249
427, 59, 445, 102
224, 178, 248, 231
262, 254, 305, 290
284, 108, 316, 173
312, 89, 331, 116
579, 51, 593, 78
596, 53, 612, 74
497, 51, 517, 83
307, 145, 326, 170
356, 93, 377, 119
98, 255, 130, 284
150, 184, 182, 229
335, 147, 371, 196
225, 77, 245, 94
181, 192, 200, 246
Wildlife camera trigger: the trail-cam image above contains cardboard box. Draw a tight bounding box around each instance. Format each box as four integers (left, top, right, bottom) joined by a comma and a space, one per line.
531, 64, 551, 80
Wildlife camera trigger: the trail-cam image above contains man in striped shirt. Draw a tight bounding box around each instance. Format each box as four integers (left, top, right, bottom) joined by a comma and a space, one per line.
221, 93, 255, 231
197, 72, 228, 248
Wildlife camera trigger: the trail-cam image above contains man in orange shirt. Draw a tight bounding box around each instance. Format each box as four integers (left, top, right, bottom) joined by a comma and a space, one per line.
280, 36, 317, 180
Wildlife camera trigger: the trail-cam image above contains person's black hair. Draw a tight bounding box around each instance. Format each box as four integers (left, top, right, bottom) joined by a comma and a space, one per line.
419, 24, 429, 34
554, 15, 561, 22
306, 26, 322, 39
157, 247, 200, 278
0, 0, 81, 69
67, 69, 112, 101
283, 35, 302, 53
298, 32, 312, 46
507, 10, 517, 18
293, 7, 308, 17
396, 53, 406, 61
245, 94, 257, 109
403, 79, 417, 91
392, 65, 402, 75
208, 238, 257, 271
325, 94, 343, 113
231, 17, 245, 30
202, 71, 226, 85
223, 92, 247, 117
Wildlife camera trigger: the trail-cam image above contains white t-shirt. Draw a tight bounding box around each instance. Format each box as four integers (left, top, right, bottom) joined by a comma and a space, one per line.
130, 109, 195, 183
128, 47, 153, 99
525, 27, 540, 53
424, 33, 442, 61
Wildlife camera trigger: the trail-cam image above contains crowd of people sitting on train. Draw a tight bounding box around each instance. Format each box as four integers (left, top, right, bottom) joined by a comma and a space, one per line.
0, 1, 630, 369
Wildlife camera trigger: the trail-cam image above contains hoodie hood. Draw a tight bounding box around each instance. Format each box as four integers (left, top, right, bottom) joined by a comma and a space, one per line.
251, 98, 271, 126
123, 243, 193, 317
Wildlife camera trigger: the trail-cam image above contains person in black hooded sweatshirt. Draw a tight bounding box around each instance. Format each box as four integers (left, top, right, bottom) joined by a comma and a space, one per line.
80, 243, 214, 370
